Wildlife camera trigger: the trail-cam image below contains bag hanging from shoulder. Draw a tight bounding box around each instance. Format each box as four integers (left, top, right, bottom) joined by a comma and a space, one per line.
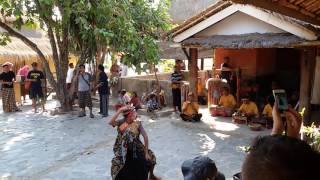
24, 81, 31, 90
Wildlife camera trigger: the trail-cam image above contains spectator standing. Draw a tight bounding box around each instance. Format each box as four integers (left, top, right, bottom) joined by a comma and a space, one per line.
0, 63, 20, 112
27, 62, 46, 113
66, 63, 74, 89
220, 57, 232, 82
17, 65, 29, 102
76, 64, 94, 118
171, 65, 183, 112
96, 64, 109, 117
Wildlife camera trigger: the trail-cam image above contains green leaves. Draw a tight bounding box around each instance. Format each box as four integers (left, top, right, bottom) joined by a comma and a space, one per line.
0, 32, 11, 46
0, 0, 171, 70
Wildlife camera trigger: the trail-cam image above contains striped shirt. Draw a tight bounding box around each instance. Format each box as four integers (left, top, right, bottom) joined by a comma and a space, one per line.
171, 71, 182, 89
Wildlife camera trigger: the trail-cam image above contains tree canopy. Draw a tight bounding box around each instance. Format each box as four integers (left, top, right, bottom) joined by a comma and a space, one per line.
0, 0, 171, 110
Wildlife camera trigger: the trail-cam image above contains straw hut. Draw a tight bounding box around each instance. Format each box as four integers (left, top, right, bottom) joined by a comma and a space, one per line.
0, 27, 78, 76
0, 27, 54, 72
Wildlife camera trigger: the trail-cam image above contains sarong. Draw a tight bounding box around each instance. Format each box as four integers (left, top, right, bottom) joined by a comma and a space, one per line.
2, 88, 18, 112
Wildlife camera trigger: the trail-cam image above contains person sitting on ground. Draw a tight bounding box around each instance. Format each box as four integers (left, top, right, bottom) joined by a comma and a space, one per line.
182, 156, 225, 180
219, 87, 236, 116
261, 97, 273, 128
241, 104, 320, 180
158, 89, 166, 107
115, 89, 130, 110
237, 96, 259, 121
146, 93, 159, 112
130, 91, 142, 110
180, 92, 202, 122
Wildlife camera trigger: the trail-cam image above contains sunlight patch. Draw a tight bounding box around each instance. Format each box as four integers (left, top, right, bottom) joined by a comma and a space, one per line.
214, 121, 239, 132
198, 133, 215, 155
2, 133, 33, 151
213, 132, 230, 140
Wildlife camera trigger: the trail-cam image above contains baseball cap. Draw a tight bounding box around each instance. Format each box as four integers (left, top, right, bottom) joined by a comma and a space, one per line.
182, 156, 225, 180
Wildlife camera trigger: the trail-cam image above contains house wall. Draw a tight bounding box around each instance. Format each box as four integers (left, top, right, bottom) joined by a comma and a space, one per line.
214, 48, 278, 78
214, 48, 258, 79
256, 49, 276, 76
196, 12, 285, 37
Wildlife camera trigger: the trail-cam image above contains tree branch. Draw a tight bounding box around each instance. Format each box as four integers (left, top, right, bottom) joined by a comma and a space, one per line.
0, 20, 57, 90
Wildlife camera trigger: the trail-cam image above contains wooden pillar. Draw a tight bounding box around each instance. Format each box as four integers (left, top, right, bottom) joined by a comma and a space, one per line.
201, 58, 204, 70
299, 47, 316, 125
189, 48, 198, 99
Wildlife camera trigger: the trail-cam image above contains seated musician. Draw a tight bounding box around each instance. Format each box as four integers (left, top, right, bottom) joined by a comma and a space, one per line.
180, 92, 202, 122
262, 97, 273, 128
219, 88, 236, 116
237, 96, 259, 121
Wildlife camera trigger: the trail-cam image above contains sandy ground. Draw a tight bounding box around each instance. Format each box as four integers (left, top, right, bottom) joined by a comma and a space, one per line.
0, 99, 270, 180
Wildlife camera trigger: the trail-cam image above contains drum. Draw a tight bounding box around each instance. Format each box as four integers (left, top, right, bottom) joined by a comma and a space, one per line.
210, 105, 233, 117
210, 105, 222, 116
232, 113, 247, 124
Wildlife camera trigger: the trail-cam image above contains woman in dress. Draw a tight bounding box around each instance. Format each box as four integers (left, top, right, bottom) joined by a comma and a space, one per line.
109, 105, 160, 180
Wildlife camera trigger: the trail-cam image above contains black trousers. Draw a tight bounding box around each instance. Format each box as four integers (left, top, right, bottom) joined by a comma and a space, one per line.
172, 88, 181, 112
99, 94, 109, 116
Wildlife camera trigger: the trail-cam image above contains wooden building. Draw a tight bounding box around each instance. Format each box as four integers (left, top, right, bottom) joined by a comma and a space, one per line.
169, 0, 320, 124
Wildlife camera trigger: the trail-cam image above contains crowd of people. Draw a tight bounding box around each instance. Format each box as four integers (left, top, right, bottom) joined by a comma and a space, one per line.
1, 59, 319, 180
0, 62, 46, 113
108, 97, 320, 180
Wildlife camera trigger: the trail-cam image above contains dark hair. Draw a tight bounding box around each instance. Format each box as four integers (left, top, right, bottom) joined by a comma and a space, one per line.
132, 92, 138, 97
31, 62, 38, 67
120, 89, 126, 95
69, 63, 74, 67
98, 64, 104, 71
223, 87, 230, 92
2, 64, 8, 68
79, 64, 85, 68
242, 135, 320, 180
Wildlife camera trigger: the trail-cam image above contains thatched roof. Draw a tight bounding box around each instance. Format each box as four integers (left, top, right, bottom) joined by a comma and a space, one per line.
169, 0, 232, 38
167, 0, 320, 48
158, 41, 213, 59
0, 36, 52, 58
0, 27, 52, 61
169, 0, 320, 37
182, 33, 305, 49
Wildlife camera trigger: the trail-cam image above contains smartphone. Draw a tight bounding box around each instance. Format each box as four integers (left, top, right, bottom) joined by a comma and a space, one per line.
273, 89, 289, 111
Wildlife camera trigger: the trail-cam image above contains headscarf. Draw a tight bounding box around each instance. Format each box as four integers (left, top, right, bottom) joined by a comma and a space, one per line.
17, 65, 29, 77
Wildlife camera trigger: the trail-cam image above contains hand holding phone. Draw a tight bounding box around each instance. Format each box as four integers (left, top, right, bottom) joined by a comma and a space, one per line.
273, 89, 289, 112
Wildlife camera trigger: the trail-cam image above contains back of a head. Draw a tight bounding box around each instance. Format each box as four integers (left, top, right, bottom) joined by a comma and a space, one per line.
242, 135, 320, 180
98, 64, 104, 71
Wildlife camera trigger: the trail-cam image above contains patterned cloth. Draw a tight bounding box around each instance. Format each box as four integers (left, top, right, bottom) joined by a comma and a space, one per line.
2, 88, 18, 112
78, 91, 92, 108
111, 120, 156, 180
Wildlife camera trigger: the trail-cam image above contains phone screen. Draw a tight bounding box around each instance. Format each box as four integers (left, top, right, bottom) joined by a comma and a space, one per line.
274, 91, 289, 111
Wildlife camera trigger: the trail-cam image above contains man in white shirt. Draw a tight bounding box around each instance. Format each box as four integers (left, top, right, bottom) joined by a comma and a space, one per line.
66, 63, 74, 89
120, 63, 128, 77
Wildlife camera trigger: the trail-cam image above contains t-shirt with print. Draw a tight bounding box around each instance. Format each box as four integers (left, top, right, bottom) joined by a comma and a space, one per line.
0, 71, 15, 88
27, 70, 45, 90
78, 72, 92, 92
